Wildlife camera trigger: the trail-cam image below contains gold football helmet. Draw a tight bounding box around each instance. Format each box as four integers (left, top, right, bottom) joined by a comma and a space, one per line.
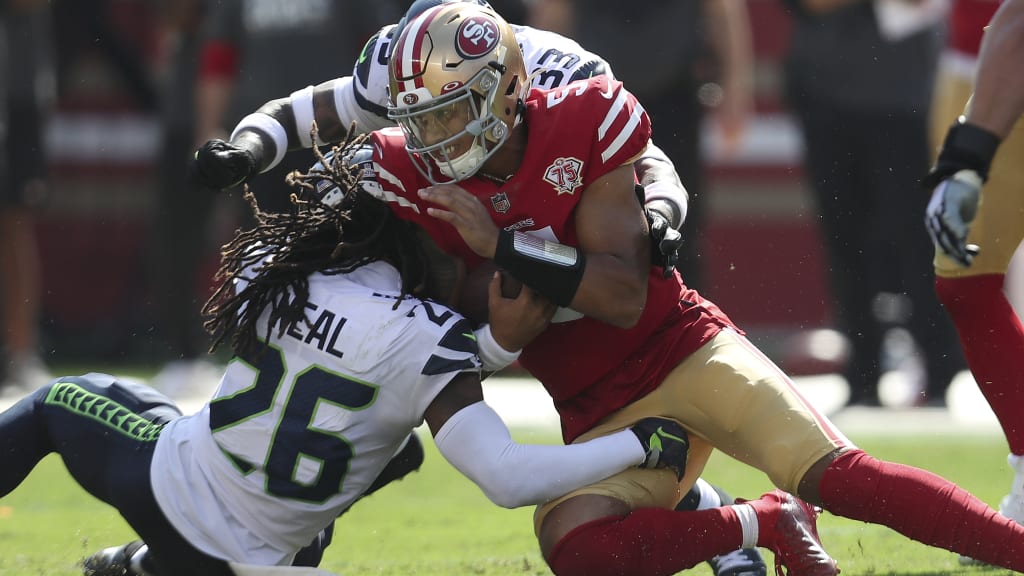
388, 3, 527, 184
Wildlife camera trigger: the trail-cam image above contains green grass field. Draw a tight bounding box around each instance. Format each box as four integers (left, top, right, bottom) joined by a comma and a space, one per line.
0, 426, 1016, 575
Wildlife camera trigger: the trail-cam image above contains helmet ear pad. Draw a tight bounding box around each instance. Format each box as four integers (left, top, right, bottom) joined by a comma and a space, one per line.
483, 62, 525, 144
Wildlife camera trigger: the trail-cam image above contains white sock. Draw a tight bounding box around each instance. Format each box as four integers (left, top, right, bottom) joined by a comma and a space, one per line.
731, 503, 759, 549
1008, 453, 1024, 495
693, 478, 723, 510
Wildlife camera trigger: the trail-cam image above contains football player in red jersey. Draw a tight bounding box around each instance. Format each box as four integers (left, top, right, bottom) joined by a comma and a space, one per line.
358, 4, 1024, 574
925, 0, 1024, 545
188, 1, 766, 574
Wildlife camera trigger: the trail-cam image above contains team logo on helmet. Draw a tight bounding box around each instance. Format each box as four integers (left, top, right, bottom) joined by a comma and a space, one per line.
403, 93, 419, 105
490, 191, 511, 214
455, 16, 499, 59
543, 157, 584, 196
441, 80, 465, 94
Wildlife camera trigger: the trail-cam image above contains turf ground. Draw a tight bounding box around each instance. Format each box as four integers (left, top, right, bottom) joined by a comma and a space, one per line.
0, 424, 1015, 576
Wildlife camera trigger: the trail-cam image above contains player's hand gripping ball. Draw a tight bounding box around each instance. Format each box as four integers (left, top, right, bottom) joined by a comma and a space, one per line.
457, 260, 523, 326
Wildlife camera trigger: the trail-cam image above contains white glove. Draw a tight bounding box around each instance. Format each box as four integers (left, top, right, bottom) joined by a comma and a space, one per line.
925, 169, 983, 267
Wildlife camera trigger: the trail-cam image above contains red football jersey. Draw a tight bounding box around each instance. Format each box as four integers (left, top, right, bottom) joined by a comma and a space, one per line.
949, 0, 1001, 56
368, 76, 739, 441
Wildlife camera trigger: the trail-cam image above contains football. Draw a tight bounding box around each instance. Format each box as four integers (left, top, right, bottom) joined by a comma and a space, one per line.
456, 260, 522, 326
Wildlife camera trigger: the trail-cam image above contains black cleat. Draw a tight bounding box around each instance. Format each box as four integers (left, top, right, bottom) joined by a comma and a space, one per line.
82, 540, 147, 576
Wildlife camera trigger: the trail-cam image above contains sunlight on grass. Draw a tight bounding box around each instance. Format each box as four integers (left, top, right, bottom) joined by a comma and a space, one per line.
0, 427, 1013, 575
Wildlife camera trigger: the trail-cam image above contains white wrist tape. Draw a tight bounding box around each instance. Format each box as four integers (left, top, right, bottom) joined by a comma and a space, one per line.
474, 323, 521, 372
231, 113, 288, 173
288, 85, 319, 148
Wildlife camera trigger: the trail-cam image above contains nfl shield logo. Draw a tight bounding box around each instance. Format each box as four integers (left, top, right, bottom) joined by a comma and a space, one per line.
490, 192, 511, 214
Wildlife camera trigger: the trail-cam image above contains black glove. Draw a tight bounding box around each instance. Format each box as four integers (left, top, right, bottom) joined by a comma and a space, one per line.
192, 139, 258, 190
631, 417, 690, 481
922, 120, 1001, 189
646, 207, 683, 278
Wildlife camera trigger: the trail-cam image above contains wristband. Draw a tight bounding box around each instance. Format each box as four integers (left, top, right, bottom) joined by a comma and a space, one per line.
474, 323, 521, 372
231, 113, 288, 173
493, 229, 585, 307
935, 119, 1002, 182
288, 85, 318, 148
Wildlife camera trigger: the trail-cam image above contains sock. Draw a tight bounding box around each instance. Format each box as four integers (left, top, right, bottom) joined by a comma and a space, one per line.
1009, 454, 1024, 499
936, 274, 1024, 453
675, 478, 724, 512
546, 506, 747, 576
819, 449, 1024, 570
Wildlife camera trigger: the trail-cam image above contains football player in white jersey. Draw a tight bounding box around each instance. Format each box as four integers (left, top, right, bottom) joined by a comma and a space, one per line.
192, 0, 688, 280
0, 139, 691, 576
187, 1, 768, 574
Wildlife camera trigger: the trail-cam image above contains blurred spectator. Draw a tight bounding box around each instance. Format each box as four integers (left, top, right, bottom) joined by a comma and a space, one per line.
145, 0, 219, 397
53, 0, 158, 111
149, 0, 403, 396
488, 0, 528, 23
528, 0, 754, 293
0, 0, 55, 397
780, 0, 964, 406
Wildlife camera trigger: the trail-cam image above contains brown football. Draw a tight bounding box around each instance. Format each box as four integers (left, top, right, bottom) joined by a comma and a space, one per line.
456, 260, 523, 326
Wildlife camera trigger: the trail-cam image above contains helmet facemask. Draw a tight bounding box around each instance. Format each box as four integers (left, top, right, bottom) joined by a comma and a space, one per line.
391, 65, 511, 183
387, 3, 526, 184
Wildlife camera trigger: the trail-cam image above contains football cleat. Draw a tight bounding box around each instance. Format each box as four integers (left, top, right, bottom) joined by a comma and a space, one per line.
709, 547, 768, 576
81, 540, 147, 576
747, 489, 839, 576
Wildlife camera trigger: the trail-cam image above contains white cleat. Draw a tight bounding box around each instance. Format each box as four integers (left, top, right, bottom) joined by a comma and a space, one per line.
959, 453, 1024, 565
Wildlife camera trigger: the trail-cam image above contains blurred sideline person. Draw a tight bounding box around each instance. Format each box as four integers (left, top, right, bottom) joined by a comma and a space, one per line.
0, 0, 54, 397
188, 1, 769, 575
359, 4, 1024, 574
780, 0, 964, 407
2, 141, 690, 576
145, 0, 223, 399
149, 0, 403, 397
527, 0, 754, 293
924, 0, 1024, 547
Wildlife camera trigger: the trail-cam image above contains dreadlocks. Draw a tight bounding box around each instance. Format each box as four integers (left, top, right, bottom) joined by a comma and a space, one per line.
202, 131, 431, 356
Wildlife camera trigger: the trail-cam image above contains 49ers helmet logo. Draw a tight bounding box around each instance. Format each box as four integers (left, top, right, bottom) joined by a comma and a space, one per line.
456, 16, 499, 59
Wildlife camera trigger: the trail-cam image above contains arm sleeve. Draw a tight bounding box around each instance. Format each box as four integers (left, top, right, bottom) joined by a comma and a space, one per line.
433, 401, 643, 508
636, 141, 688, 228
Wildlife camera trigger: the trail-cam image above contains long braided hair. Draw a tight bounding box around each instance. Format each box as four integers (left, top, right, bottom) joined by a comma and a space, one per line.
202, 132, 431, 356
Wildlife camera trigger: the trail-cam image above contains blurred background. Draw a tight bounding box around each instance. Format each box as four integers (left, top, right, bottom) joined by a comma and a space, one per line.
2, 0, 1013, 413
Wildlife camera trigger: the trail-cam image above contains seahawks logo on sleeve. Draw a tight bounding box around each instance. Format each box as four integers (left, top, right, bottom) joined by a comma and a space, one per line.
569, 60, 610, 83
353, 26, 395, 121
415, 305, 480, 376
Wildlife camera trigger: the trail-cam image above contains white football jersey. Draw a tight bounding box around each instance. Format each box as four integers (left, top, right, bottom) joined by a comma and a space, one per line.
345, 23, 614, 133
150, 261, 480, 565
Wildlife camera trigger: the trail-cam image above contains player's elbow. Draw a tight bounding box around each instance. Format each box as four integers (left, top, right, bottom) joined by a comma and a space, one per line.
479, 479, 532, 509
602, 283, 647, 329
